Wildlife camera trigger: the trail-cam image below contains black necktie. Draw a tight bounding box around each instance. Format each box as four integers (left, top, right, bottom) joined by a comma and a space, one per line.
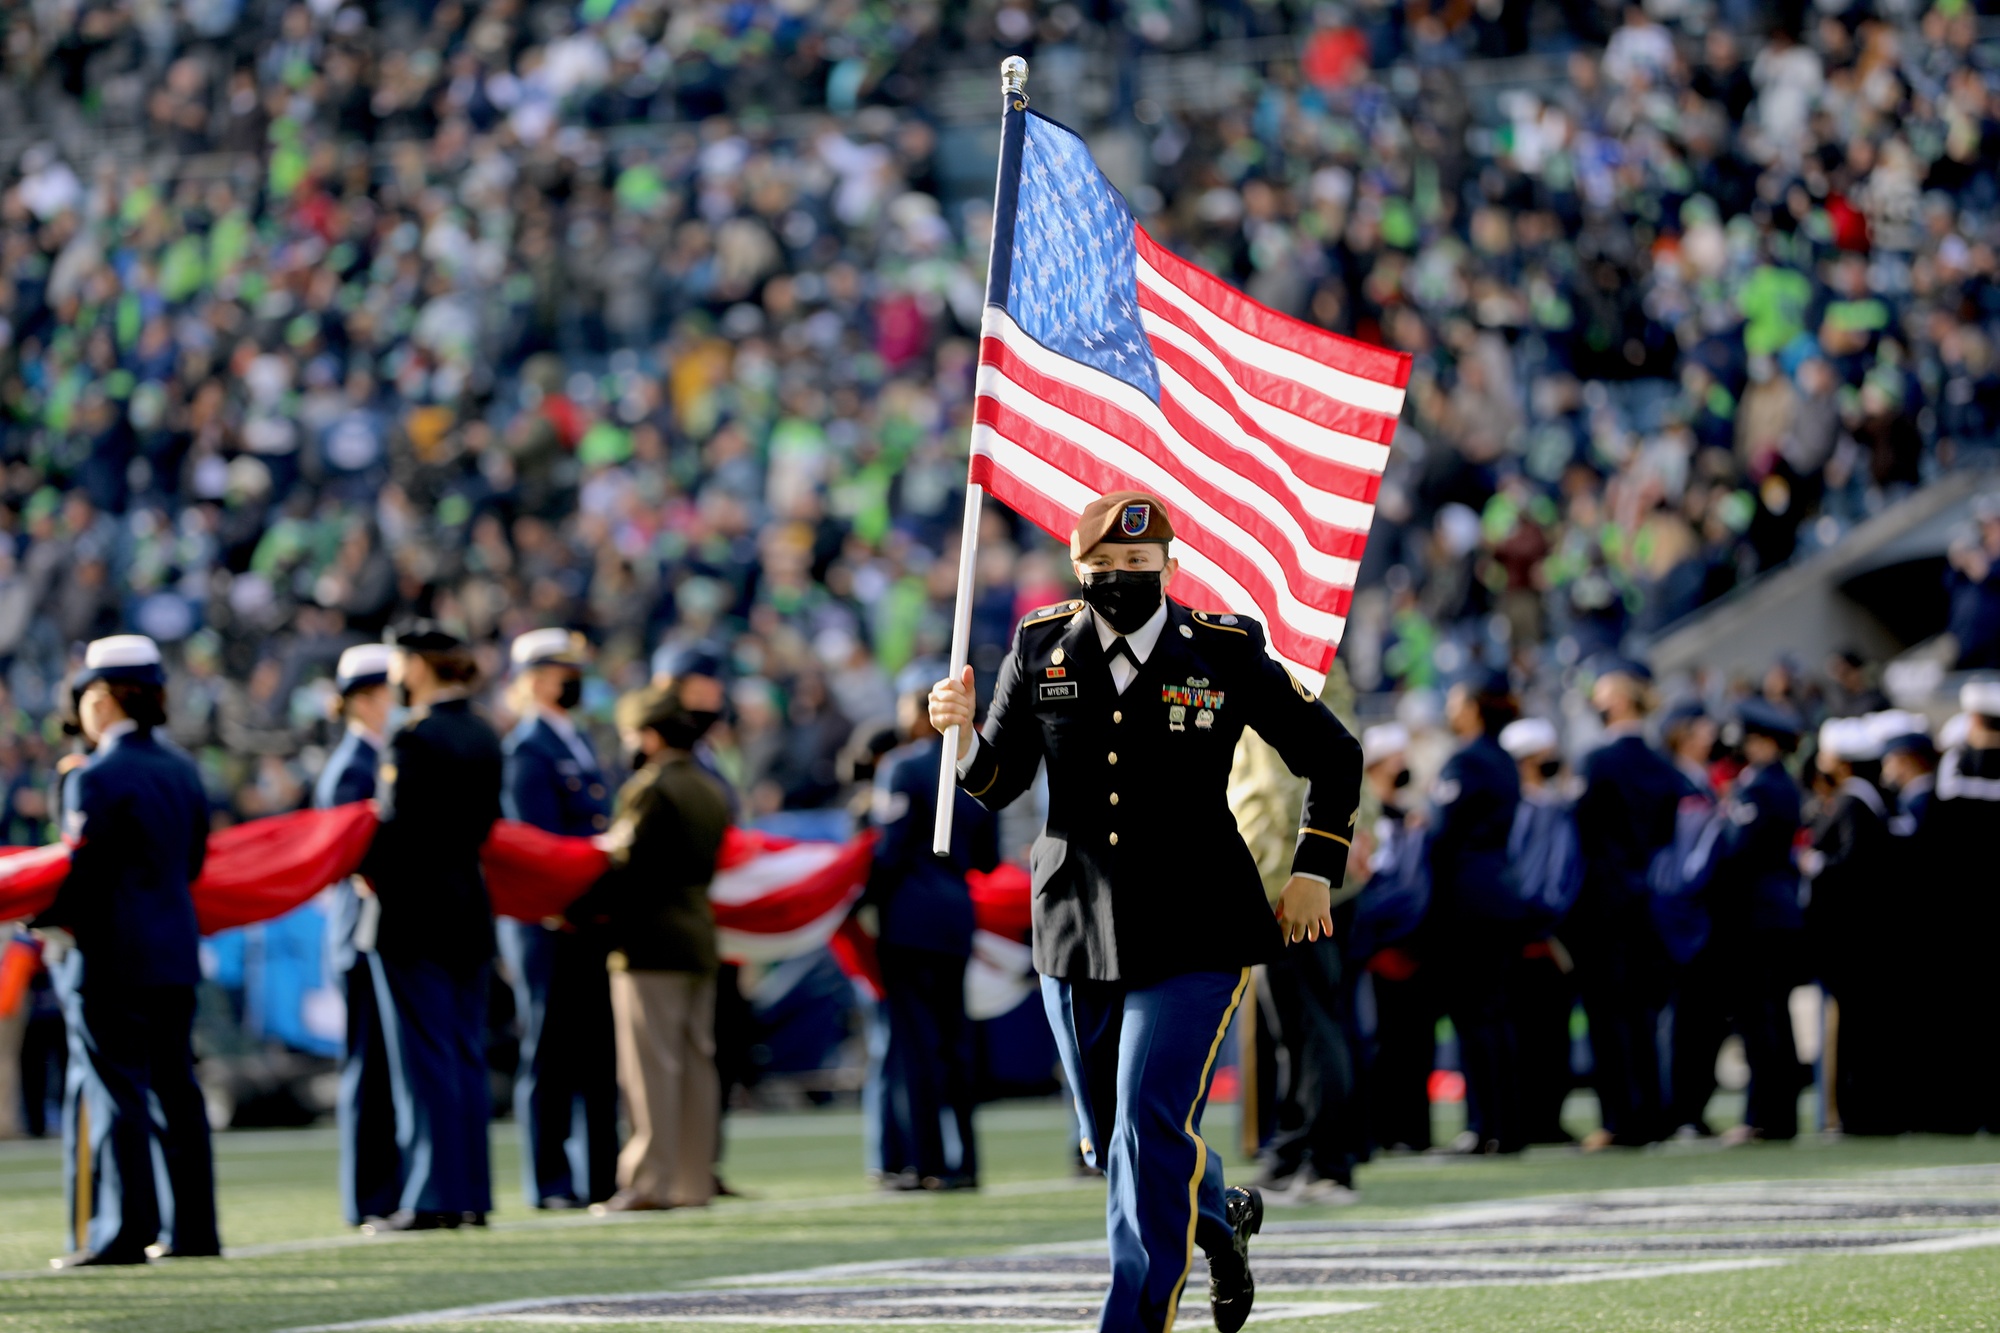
1107, 636, 1140, 668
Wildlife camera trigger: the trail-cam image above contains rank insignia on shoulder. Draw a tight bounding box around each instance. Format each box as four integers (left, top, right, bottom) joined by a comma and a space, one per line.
1286, 669, 1315, 701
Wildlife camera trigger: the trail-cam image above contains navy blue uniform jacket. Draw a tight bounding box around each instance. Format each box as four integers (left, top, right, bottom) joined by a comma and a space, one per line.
959, 599, 1361, 984
1425, 733, 1520, 923
39, 728, 209, 988
503, 715, 611, 837
316, 726, 380, 975
869, 736, 999, 957
360, 697, 505, 976
1573, 732, 1685, 932
1709, 761, 1805, 935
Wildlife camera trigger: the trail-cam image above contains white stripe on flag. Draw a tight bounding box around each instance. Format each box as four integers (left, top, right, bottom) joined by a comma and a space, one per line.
977, 312, 1355, 640
1134, 253, 1408, 418
969, 416, 1342, 688
708, 842, 848, 906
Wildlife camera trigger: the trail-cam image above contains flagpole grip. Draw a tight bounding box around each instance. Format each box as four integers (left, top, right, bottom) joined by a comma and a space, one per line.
934, 482, 985, 856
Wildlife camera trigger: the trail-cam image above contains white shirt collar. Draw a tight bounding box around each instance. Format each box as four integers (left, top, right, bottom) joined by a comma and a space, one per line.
97, 719, 138, 749
347, 719, 387, 750
536, 705, 598, 771
536, 704, 581, 745
1092, 598, 1169, 665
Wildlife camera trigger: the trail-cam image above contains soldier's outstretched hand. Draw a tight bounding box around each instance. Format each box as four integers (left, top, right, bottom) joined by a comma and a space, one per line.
929, 665, 977, 759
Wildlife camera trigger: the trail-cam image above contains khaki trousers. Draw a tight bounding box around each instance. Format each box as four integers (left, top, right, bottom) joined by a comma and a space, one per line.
0, 1006, 24, 1139
609, 969, 718, 1206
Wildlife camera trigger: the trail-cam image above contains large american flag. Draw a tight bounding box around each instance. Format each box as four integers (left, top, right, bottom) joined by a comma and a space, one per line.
971, 111, 1410, 690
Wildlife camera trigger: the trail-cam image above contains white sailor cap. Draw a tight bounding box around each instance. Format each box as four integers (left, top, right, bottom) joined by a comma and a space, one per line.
1940, 712, 1972, 751
1361, 723, 1410, 766
1960, 678, 2000, 717
1863, 709, 1929, 750
75, 634, 165, 689
511, 627, 586, 670
335, 643, 395, 694
1818, 716, 1884, 763
1499, 716, 1560, 760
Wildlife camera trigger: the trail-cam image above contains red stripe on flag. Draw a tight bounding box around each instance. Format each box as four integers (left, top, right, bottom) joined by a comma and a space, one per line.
980, 336, 1373, 565
1151, 341, 1384, 505
1136, 286, 1400, 448
970, 417, 1347, 671
1135, 229, 1413, 389
978, 394, 1357, 626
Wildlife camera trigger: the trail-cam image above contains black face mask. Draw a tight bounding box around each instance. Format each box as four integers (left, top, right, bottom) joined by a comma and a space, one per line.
556, 676, 583, 711
654, 708, 719, 752
1391, 767, 1412, 789
1080, 568, 1163, 636
1538, 757, 1563, 781
396, 682, 414, 708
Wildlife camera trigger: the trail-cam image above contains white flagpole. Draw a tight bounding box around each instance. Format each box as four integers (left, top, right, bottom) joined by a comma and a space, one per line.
933, 481, 984, 855
934, 56, 1029, 857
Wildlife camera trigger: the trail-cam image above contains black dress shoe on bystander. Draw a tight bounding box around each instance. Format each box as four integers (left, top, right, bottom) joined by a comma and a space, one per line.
50, 1249, 149, 1269
362, 1209, 462, 1234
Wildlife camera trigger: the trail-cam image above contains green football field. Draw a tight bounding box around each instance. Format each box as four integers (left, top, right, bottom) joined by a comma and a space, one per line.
4, 1098, 1998, 1333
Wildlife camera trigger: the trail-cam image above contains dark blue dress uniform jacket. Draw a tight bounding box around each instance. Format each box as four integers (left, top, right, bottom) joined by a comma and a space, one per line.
316, 727, 381, 975
1709, 761, 1805, 935
1424, 734, 1520, 923
959, 598, 1362, 985
503, 716, 611, 838
1575, 733, 1686, 917
871, 736, 998, 957
359, 698, 505, 976
41, 729, 209, 988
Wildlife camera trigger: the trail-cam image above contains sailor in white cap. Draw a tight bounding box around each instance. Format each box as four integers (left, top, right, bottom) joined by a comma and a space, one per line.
1347, 722, 1432, 1154
316, 642, 401, 1226
1496, 716, 1581, 1146
38, 636, 219, 1266
1806, 714, 1900, 1135
497, 628, 618, 1210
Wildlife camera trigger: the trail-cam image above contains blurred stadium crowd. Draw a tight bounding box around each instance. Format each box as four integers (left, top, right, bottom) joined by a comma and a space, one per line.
0, 0, 1996, 838
2, 0, 2000, 1137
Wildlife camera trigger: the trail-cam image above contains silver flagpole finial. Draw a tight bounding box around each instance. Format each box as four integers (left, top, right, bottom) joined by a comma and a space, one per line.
1001, 56, 1029, 97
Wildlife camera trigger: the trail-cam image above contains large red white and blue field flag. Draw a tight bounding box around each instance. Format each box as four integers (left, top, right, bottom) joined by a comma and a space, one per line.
971, 107, 1411, 689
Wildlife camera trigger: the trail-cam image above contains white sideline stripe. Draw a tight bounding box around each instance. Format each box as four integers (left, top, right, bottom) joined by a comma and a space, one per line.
1865, 1231, 2000, 1256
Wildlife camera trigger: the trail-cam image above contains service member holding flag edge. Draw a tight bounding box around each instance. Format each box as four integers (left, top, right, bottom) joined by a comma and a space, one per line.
929, 490, 1362, 1333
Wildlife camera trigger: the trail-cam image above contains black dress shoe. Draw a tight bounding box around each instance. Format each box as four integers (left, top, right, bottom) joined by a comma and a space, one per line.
144, 1243, 222, 1259
51, 1249, 149, 1269
362, 1209, 461, 1234
1208, 1185, 1262, 1333
460, 1212, 488, 1228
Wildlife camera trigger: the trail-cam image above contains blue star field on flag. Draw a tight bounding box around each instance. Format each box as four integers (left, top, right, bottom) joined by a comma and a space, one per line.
1003, 114, 1161, 404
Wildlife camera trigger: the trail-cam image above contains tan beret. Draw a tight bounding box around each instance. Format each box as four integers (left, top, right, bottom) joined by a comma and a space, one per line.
1069, 490, 1175, 560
